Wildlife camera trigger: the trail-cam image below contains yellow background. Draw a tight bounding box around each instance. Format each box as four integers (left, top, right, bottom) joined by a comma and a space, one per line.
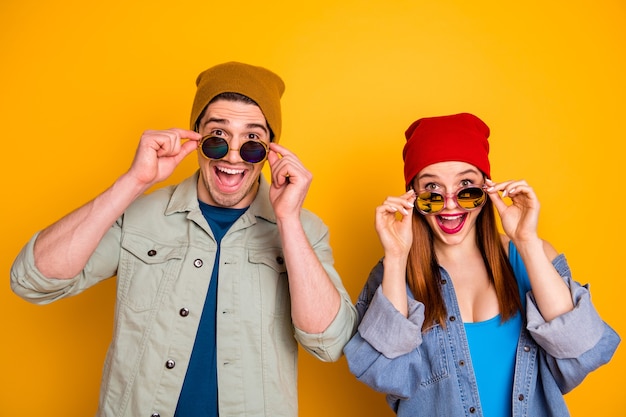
1, 1, 624, 416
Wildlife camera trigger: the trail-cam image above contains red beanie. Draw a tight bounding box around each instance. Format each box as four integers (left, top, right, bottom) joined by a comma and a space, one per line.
402, 113, 491, 187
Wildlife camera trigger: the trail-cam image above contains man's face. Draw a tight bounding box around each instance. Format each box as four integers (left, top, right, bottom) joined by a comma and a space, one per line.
196, 99, 270, 208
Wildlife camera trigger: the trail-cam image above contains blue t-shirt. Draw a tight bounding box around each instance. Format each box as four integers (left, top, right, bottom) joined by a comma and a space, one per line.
463, 242, 531, 417
174, 201, 247, 417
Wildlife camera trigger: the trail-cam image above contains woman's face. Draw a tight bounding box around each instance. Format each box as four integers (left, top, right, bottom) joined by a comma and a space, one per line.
411, 161, 485, 247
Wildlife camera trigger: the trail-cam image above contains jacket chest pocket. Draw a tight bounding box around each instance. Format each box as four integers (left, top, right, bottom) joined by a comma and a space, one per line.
248, 249, 289, 318
118, 233, 185, 311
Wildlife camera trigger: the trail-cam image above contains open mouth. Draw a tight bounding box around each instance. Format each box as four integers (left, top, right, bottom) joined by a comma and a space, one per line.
436, 212, 467, 234
214, 165, 247, 192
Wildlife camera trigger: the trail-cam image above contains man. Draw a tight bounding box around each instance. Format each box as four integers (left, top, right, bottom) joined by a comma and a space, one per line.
11, 61, 357, 417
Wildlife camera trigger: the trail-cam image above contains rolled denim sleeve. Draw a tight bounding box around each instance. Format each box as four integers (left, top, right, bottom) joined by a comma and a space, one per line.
525, 254, 621, 393
357, 286, 424, 359
526, 254, 616, 358
526, 280, 605, 358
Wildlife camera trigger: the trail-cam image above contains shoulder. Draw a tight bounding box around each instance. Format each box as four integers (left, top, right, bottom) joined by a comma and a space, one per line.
299, 208, 328, 231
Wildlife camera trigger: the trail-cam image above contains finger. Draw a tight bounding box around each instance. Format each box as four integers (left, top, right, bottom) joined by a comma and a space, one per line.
177, 139, 201, 161
382, 196, 415, 215
267, 148, 280, 168
486, 187, 509, 215
144, 129, 195, 157
168, 127, 203, 142
502, 181, 531, 198
268, 142, 294, 157
486, 179, 515, 193
268, 153, 292, 187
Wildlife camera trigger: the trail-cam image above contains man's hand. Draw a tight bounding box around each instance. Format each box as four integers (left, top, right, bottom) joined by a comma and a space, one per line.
267, 142, 312, 219
127, 128, 202, 189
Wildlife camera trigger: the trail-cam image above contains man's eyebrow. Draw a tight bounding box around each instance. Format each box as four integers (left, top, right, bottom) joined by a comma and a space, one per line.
202, 118, 268, 134
245, 123, 269, 134
203, 117, 227, 127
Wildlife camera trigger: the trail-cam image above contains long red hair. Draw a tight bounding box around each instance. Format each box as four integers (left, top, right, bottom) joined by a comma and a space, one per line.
406, 199, 522, 332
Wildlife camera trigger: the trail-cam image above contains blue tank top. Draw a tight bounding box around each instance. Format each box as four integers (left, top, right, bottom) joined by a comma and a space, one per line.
463, 242, 531, 417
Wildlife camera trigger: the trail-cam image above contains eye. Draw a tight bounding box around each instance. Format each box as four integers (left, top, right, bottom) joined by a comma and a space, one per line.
424, 182, 439, 191
247, 132, 261, 140
460, 179, 472, 187
211, 129, 226, 137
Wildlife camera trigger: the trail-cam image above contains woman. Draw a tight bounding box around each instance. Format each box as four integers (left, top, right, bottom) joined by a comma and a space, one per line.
344, 113, 619, 417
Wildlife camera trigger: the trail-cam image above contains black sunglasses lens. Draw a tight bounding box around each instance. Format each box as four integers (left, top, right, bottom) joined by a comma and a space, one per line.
201, 137, 229, 159
457, 187, 486, 209
417, 192, 445, 213
240, 141, 267, 163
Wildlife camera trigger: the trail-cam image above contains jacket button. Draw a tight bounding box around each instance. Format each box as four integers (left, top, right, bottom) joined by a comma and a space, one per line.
147, 249, 157, 256
165, 359, 176, 369
151, 414, 160, 417
449, 316, 456, 322
276, 256, 284, 265
523, 345, 531, 352
194, 259, 203, 268
459, 360, 465, 366
179, 308, 189, 317
441, 279, 447, 285
469, 407, 476, 413
518, 394, 525, 401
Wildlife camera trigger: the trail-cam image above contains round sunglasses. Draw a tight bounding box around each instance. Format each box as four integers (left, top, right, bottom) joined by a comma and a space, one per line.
199, 135, 268, 164
415, 185, 488, 215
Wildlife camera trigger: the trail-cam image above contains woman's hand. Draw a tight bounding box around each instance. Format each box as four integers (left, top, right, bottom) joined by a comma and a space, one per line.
375, 190, 416, 259
485, 178, 540, 245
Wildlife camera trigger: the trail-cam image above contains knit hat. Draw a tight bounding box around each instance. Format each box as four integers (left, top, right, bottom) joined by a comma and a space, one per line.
190, 62, 285, 142
402, 113, 491, 187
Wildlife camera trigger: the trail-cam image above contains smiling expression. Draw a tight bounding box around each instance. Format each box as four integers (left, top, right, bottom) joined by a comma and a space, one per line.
196, 99, 270, 208
413, 161, 486, 246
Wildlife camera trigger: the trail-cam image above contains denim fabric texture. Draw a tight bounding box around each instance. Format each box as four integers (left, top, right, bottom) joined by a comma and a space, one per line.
344, 245, 620, 417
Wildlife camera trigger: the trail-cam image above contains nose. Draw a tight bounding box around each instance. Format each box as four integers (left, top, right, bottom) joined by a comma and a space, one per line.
443, 192, 458, 211
223, 139, 244, 162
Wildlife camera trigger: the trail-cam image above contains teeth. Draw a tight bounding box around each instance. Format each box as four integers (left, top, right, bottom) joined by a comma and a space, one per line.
217, 166, 244, 175
440, 214, 463, 220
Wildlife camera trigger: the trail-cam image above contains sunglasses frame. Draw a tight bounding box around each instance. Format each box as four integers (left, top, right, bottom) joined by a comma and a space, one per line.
415, 184, 488, 215
198, 135, 269, 164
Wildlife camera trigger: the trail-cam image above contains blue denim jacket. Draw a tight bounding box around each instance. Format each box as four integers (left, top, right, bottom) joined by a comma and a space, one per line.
344, 251, 620, 417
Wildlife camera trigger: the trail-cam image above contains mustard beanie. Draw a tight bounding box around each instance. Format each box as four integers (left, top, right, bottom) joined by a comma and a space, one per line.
190, 62, 285, 142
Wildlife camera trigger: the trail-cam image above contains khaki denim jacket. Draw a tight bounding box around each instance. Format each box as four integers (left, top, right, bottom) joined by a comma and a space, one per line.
11, 172, 358, 417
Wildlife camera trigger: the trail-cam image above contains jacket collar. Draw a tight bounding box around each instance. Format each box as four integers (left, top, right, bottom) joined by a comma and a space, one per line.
164, 170, 277, 224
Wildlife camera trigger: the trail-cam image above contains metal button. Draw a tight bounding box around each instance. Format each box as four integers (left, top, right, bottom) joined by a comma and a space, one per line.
518, 394, 525, 401
276, 256, 284, 265
459, 360, 465, 366
441, 279, 447, 285
179, 308, 189, 317
469, 407, 476, 413
147, 249, 157, 257
523, 345, 531, 352
165, 359, 175, 369
449, 316, 456, 322
193, 259, 203, 268
151, 414, 160, 417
